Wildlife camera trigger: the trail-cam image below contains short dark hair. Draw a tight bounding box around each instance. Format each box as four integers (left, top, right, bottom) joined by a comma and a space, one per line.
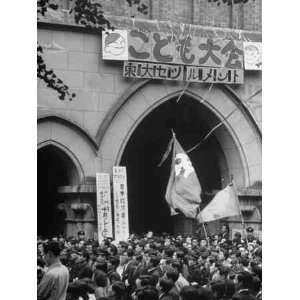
237, 272, 253, 289
112, 281, 126, 297
149, 256, 160, 267
109, 256, 120, 267
94, 270, 108, 287
43, 241, 61, 257
159, 278, 174, 293
180, 286, 199, 300
95, 261, 108, 273
136, 286, 158, 300
164, 247, 174, 258
171, 260, 183, 273
166, 268, 179, 282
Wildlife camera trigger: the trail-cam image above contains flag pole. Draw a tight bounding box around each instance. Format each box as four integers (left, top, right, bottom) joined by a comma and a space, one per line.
197, 210, 210, 247
202, 223, 210, 247
230, 175, 249, 246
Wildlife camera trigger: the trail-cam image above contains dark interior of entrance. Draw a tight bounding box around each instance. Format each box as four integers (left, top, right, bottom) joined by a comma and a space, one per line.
120, 95, 227, 235
37, 145, 78, 238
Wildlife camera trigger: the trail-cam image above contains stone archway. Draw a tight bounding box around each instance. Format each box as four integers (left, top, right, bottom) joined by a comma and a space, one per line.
98, 81, 261, 189
38, 143, 81, 237
38, 116, 99, 238
97, 81, 261, 234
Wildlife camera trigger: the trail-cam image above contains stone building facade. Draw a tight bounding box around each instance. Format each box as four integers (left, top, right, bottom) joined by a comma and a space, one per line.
37, 0, 262, 239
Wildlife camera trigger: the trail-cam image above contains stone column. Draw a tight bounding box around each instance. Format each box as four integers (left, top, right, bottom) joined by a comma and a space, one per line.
57, 184, 97, 239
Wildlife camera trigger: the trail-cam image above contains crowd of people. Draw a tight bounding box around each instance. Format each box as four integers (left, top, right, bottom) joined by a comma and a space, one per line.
37, 225, 262, 300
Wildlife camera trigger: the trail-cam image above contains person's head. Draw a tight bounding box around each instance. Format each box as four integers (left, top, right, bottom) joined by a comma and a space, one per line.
197, 286, 214, 300
109, 256, 120, 270
146, 231, 154, 239
149, 256, 160, 268
94, 270, 108, 287
164, 247, 174, 258
171, 260, 183, 274
164, 238, 171, 247
158, 278, 174, 293
200, 239, 207, 247
166, 268, 179, 283
180, 286, 199, 300
135, 243, 143, 253
136, 276, 149, 289
221, 224, 229, 233
109, 272, 121, 285
95, 261, 108, 273
77, 230, 85, 240
234, 232, 242, 241
191, 239, 198, 247
236, 271, 253, 290
110, 281, 126, 298
136, 286, 158, 300
43, 241, 62, 266
210, 281, 226, 299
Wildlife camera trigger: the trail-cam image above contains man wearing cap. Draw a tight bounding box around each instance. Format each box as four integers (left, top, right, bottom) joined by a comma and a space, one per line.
77, 230, 85, 241
38, 241, 69, 300
246, 227, 255, 242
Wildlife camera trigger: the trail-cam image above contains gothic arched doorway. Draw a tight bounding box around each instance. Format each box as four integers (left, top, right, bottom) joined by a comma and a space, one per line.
37, 144, 80, 238
120, 94, 244, 235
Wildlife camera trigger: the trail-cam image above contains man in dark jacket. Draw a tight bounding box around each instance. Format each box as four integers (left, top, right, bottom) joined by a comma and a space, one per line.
158, 278, 179, 300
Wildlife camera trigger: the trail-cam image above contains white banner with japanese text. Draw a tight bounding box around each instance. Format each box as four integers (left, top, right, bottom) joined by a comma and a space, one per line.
96, 173, 113, 242
113, 167, 129, 242
124, 61, 243, 84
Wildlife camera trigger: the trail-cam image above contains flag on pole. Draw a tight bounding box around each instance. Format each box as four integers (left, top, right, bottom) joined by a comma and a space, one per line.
165, 135, 202, 218
197, 184, 240, 223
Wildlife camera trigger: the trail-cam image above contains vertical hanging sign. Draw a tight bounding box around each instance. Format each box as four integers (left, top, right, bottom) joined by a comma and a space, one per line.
96, 173, 113, 242
113, 166, 129, 242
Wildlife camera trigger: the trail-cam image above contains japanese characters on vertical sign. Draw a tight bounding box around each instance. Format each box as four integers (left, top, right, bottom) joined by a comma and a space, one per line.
96, 173, 113, 242
113, 167, 129, 242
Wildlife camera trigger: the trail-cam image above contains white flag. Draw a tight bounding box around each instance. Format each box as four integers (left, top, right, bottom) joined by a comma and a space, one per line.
197, 184, 240, 223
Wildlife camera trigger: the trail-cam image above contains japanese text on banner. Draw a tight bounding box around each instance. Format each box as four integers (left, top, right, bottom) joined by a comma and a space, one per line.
123, 61, 244, 84
113, 167, 129, 242
128, 30, 244, 69
96, 173, 113, 242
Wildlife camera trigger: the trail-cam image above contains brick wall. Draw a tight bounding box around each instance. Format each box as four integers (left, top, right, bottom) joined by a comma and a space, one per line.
52, 0, 261, 31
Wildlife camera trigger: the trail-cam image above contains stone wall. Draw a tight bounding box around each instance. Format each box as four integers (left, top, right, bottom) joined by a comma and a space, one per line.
38, 29, 132, 139
52, 0, 261, 31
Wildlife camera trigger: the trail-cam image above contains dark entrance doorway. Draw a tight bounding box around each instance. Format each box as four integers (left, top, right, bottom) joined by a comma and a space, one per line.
37, 145, 79, 238
120, 95, 228, 235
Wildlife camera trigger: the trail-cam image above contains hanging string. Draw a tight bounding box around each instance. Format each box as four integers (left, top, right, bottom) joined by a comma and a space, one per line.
186, 107, 238, 153
200, 83, 214, 103
245, 88, 262, 102
176, 81, 190, 103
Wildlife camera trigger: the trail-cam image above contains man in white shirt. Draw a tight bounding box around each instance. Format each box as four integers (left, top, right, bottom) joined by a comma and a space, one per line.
38, 241, 69, 300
